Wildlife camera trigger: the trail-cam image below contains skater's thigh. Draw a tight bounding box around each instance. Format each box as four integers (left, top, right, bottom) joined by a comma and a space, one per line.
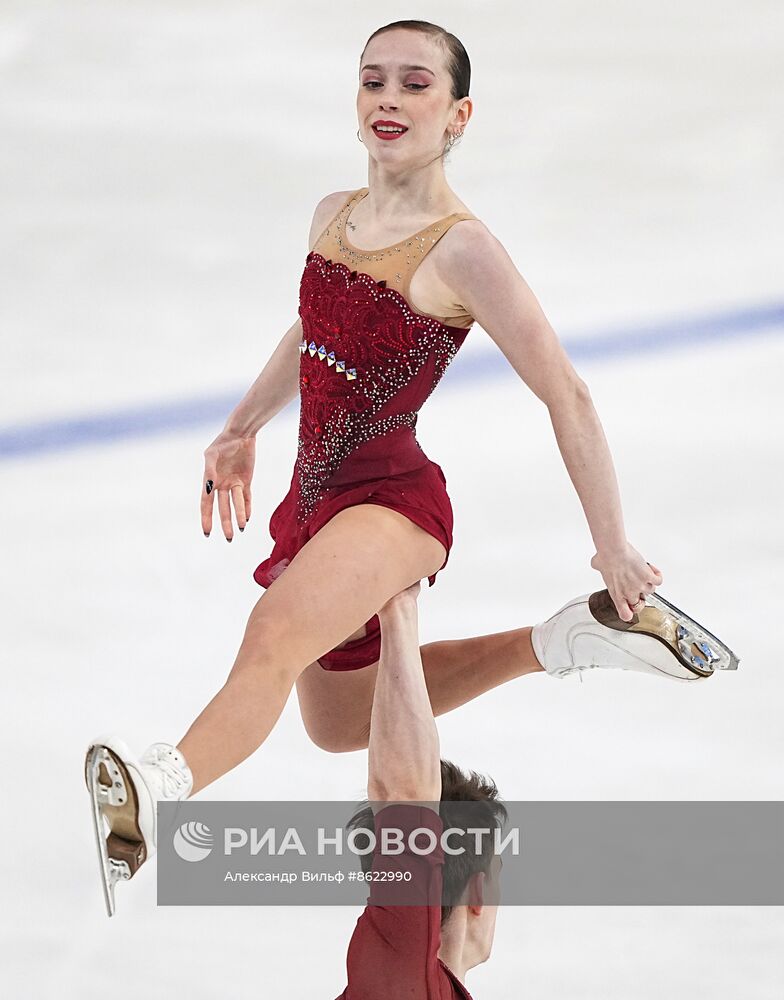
296, 658, 379, 753
242, 503, 444, 676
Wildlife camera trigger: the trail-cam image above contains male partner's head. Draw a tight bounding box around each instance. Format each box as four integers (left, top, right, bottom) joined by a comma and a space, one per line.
348, 759, 506, 971
357, 19, 472, 167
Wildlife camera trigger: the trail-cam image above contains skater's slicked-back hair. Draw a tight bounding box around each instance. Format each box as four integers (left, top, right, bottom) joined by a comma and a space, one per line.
360, 20, 471, 101
348, 760, 506, 927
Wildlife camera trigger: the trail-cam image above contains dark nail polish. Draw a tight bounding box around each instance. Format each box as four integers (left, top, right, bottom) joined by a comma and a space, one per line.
226, 537, 232, 543
205, 479, 214, 495
239, 526, 244, 532
204, 532, 210, 537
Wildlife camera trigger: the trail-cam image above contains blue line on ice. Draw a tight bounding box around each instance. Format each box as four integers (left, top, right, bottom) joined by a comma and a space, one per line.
2, 300, 782, 460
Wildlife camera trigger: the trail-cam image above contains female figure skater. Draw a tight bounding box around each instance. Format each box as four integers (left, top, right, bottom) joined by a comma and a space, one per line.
85, 19, 738, 916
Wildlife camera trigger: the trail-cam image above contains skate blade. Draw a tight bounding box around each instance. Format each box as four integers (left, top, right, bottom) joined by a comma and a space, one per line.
590, 589, 740, 678
85, 745, 147, 917
645, 592, 740, 673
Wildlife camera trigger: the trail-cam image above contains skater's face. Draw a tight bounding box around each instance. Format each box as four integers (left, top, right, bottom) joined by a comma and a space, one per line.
357, 29, 470, 164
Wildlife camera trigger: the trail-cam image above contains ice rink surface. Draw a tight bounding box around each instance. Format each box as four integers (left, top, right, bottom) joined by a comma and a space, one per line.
2, 1, 783, 996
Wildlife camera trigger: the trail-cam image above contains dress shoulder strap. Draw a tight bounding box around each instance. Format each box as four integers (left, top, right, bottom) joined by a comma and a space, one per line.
310, 189, 364, 256
395, 210, 477, 327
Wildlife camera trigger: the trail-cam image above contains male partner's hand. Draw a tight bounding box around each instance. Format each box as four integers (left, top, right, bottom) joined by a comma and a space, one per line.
201, 429, 256, 541
590, 542, 664, 622
378, 580, 422, 619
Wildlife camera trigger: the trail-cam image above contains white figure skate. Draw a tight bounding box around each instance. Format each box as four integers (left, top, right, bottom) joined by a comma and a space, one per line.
84, 735, 193, 916
531, 589, 740, 681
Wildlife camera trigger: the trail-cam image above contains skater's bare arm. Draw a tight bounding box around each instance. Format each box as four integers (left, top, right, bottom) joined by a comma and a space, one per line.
367, 583, 441, 808
222, 317, 303, 437
222, 193, 352, 436
436, 222, 626, 544
200, 193, 355, 539
438, 222, 663, 617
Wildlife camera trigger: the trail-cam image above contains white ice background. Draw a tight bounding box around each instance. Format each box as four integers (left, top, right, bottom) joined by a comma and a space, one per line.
1, 2, 783, 997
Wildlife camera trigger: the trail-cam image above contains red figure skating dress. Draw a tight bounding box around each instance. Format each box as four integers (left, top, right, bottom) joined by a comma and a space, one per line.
253, 187, 477, 670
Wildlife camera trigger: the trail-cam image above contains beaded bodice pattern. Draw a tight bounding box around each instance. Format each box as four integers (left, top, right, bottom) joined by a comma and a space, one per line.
295, 188, 476, 521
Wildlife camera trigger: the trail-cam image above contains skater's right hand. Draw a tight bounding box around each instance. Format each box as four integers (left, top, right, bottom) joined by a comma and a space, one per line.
201, 429, 256, 540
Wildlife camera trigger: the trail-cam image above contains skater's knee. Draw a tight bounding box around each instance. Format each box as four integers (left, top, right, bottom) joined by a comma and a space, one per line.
302, 716, 370, 754
307, 731, 358, 754
238, 601, 299, 662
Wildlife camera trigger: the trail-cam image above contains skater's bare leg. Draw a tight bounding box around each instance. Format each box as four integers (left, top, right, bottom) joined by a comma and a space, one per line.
426, 626, 544, 710
177, 503, 447, 795
296, 624, 543, 753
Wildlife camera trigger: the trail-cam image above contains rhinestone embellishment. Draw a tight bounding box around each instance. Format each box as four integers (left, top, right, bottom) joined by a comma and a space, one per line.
291, 187, 475, 524
294, 252, 468, 521
298, 339, 357, 382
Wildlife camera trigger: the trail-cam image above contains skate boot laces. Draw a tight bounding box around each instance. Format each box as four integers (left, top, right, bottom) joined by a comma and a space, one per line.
141, 743, 192, 799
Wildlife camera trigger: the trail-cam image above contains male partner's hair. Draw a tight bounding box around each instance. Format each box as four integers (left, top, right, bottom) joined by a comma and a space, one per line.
360, 20, 471, 158
347, 759, 507, 926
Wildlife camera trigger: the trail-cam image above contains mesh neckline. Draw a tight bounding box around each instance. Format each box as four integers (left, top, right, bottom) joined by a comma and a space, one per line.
341, 187, 473, 255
